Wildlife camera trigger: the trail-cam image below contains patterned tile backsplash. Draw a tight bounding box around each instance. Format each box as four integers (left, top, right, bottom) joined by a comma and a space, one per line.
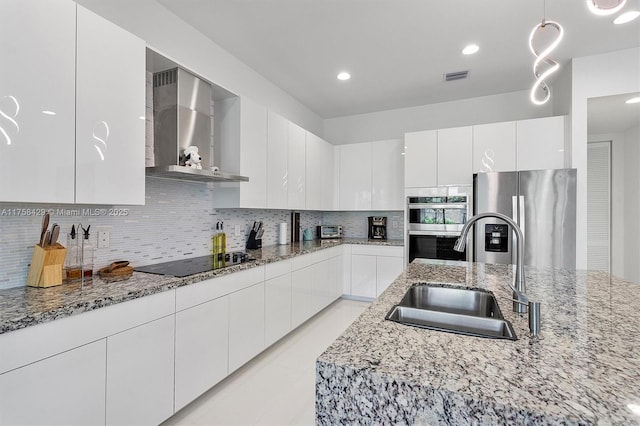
0, 179, 403, 289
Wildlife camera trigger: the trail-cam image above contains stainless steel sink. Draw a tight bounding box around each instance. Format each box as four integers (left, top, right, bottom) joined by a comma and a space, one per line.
386, 284, 517, 340
398, 284, 503, 318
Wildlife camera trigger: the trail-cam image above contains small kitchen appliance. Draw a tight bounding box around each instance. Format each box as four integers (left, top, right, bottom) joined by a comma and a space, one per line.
317, 225, 343, 239
368, 217, 387, 240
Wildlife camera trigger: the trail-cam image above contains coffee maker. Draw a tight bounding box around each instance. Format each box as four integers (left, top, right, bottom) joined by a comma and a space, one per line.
368, 216, 387, 240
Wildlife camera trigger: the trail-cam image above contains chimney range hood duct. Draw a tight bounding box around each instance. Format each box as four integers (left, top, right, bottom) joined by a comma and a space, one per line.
146, 68, 248, 183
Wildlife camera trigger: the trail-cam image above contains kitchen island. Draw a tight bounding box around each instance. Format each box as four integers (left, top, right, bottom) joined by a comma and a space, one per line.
316, 259, 640, 425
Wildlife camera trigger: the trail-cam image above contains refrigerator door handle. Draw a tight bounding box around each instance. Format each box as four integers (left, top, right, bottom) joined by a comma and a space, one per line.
519, 195, 525, 238
511, 196, 518, 223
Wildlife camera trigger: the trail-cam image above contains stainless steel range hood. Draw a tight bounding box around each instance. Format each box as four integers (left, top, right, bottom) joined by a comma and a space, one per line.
146, 67, 248, 183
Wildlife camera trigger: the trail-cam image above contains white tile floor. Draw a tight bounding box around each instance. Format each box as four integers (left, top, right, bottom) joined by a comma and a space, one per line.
162, 298, 370, 426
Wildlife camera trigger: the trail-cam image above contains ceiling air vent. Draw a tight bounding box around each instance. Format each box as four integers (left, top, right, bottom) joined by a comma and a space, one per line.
444, 70, 469, 82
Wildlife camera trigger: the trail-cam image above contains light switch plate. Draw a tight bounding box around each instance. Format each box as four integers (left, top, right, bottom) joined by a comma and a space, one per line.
98, 230, 110, 248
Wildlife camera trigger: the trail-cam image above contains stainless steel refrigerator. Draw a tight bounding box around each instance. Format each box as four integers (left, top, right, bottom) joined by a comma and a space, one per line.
473, 169, 577, 269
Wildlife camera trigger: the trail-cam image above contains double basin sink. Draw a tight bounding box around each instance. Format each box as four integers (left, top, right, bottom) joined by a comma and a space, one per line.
385, 283, 517, 340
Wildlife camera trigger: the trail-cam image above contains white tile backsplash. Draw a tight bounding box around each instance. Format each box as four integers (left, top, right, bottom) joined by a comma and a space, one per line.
0, 178, 403, 289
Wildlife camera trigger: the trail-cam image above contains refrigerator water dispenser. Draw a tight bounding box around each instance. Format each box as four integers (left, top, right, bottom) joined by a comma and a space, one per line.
485, 224, 508, 252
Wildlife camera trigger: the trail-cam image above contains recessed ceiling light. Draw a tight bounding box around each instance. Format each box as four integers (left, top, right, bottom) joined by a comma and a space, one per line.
614, 10, 640, 23
625, 96, 640, 104
337, 72, 351, 81
462, 44, 480, 55
587, 0, 627, 16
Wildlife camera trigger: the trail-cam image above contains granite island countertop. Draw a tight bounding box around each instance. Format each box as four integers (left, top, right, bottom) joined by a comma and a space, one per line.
316, 259, 640, 425
0, 238, 402, 335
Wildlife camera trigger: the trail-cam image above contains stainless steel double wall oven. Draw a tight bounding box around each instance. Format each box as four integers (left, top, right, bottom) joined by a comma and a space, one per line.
407, 186, 472, 262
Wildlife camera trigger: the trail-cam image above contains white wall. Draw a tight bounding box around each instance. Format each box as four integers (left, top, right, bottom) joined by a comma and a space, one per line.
623, 125, 640, 283
571, 47, 640, 270
323, 89, 553, 144
76, 0, 324, 137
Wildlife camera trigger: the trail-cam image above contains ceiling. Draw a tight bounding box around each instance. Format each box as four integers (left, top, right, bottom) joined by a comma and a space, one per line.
157, 0, 640, 119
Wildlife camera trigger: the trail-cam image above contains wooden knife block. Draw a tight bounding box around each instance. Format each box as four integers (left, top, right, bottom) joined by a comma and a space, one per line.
27, 244, 67, 288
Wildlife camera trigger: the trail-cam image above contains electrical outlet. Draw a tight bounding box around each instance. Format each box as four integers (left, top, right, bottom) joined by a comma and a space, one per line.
234, 224, 241, 237
98, 231, 110, 248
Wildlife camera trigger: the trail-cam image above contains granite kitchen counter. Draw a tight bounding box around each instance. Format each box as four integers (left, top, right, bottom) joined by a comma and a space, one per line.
0, 238, 402, 335
316, 259, 640, 425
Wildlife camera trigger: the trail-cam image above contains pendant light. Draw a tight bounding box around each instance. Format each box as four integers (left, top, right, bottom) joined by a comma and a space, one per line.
586, 0, 627, 16
529, 0, 564, 105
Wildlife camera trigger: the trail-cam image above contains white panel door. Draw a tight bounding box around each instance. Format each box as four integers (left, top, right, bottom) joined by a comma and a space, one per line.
372, 139, 404, 210
106, 315, 175, 426
516, 116, 565, 171
305, 131, 322, 210
0, 0, 76, 203
404, 130, 437, 188
76, 6, 145, 204
267, 110, 289, 209
320, 138, 335, 210
265, 272, 292, 347
228, 282, 265, 373
175, 296, 229, 412
339, 143, 372, 210
438, 126, 473, 185
472, 121, 517, 173
0, 340, 106, 426
376, 256, 404, 296
291, 266, 313, 328
288, 121, 306, 209
350, 254, 377, 298
240, 97, 268, 207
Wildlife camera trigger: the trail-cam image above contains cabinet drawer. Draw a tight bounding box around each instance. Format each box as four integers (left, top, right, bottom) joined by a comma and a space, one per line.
351, 245, 404, 257
291, 252, 315, 271
176, 266, 265, 311
265, 259, 291, 280
0, 290, 175, 374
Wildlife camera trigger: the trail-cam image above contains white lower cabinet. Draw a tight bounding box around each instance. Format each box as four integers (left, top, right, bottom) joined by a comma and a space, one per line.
0, 340, 106, 426
265, 272, 292, 347
349, 245, 405, 298
291, 265, 314, 328
351, 255, 378, 298
106, 315, 175, 426
228, 282, 265, 373
175, 296, 229, 412
376, 256, 405, 295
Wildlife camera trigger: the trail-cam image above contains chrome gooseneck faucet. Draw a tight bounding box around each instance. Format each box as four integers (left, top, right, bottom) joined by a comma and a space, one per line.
454, 212, 540, 337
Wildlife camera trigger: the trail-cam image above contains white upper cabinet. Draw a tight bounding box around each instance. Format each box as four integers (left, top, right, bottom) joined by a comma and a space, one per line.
404, 130, 437, 188
320, 137, 335, 210
213, 97, 268, 208
472, 121, 517, 173
0, 0, 76, 203
267, 111, 289, 209
339, 143, 372, 210
437, 126, 472, 185
306, 131, 334, 211
240, 99, 268, 207
75, 5, 146, 205
516, 116, 566, 171
305, 132, 323, 210
371, 139, 404, 210
288, 121, 306, 209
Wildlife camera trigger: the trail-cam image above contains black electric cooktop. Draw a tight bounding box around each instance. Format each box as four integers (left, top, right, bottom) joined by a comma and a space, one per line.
134, 252, 252, 277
